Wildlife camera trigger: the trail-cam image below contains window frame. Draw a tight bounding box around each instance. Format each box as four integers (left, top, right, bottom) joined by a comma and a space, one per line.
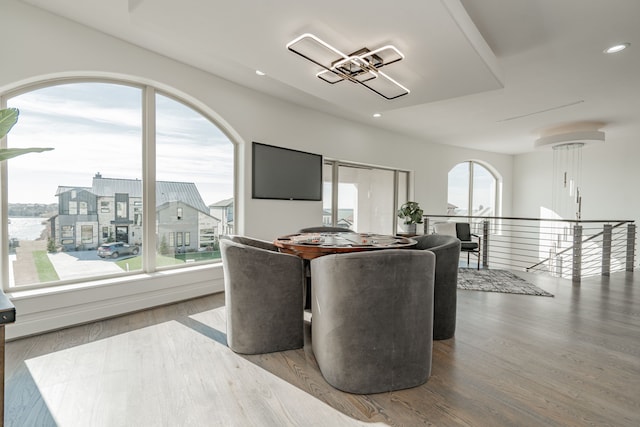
323, 159, 411, 233
1, 77, 237, 292
447, 160, 500, 220
81, 225, 93, 244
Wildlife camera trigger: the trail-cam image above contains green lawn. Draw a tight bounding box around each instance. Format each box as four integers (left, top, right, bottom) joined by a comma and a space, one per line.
115, 251, 221, 270
33, 250, 60, 282
174, 251, 221, 262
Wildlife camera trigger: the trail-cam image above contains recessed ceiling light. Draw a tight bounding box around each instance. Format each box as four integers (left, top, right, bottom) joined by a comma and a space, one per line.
255, 70, 266, 76
604, 43, 630, 54
373, 113, 382, 118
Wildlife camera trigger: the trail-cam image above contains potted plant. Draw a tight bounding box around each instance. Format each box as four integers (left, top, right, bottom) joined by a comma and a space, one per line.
0, 108, 53, 161
397, 201, 423, 234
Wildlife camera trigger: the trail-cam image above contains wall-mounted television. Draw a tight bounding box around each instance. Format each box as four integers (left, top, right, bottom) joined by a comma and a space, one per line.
252, 142, 323, 201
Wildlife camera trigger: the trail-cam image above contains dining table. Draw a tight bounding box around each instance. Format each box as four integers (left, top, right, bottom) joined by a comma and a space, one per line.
273, 231, 417, 260
274, 231, 418, 310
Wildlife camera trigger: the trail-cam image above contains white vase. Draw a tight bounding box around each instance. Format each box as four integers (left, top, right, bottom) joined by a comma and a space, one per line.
403, 223, 417, 234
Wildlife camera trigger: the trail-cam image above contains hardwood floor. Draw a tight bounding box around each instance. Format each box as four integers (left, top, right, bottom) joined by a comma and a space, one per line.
5, 271, 640, 426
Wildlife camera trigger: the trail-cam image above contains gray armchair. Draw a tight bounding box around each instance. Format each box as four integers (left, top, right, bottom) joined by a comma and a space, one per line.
311, 249, 435, 394
222, 234, 278, 252
297, 226, 349, 309
220, 236, 304, 354
413, 234, 461, 340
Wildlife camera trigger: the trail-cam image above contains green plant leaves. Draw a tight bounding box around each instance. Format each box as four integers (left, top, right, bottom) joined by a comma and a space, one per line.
0, 107, 54, 161
0, 108, 19, 139
0, 147, 54, 161
397, 201, 424, 224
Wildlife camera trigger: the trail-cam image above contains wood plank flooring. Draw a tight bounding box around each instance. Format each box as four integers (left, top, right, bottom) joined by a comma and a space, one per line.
5, 271, 640, 426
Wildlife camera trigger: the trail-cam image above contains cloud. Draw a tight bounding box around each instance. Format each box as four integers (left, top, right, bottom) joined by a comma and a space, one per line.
7, 82, 234, 204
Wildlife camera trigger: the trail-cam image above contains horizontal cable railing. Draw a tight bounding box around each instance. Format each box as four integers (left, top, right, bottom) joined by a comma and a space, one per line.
423, 215, 636, 283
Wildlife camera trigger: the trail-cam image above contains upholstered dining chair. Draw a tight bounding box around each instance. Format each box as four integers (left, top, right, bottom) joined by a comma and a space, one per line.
433, 222, 481, 269
223, 234, 279, 251
413, 234, 461, 340
220, 235, 304, 354
311, 249, 435, 394
297, 226, 349, 309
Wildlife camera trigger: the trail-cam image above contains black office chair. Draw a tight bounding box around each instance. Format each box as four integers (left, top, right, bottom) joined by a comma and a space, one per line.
455, 222, 481, 270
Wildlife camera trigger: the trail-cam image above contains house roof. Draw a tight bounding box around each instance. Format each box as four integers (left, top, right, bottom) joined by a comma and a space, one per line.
154, 181, 209, 213
209, 198, 234, 208
156, 201, 218, 222
57, 176, 210, 214
54, 186, 92, 196
91, 178, 142, 198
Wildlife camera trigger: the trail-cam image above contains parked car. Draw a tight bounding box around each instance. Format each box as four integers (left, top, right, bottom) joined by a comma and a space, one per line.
97, 242, 140, 259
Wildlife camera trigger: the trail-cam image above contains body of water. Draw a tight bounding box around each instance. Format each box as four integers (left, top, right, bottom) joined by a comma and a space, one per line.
8, 217, 47, 240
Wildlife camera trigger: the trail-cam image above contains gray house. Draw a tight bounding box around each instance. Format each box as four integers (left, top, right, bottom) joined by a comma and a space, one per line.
51, 173, 219, 252
209, 198, 234, 236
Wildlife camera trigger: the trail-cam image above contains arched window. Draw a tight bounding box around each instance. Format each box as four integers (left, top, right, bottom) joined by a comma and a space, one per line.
3, 80, 234, 290
447, 161, 498, 217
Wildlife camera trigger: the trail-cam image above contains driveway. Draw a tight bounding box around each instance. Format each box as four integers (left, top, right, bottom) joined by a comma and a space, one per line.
47, 250, 124, 280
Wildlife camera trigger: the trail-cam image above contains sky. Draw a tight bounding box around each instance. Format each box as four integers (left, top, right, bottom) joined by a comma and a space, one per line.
323, 182, 358, 210
447, 161, 495, 213
6, 82, 234, 206
6, 81, 493, 215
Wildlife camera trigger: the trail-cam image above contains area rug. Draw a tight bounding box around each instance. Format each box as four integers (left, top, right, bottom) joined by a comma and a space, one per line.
457, 268, 554, 297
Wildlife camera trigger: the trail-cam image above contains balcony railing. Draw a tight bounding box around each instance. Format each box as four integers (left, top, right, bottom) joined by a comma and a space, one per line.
423, 215, 636, 283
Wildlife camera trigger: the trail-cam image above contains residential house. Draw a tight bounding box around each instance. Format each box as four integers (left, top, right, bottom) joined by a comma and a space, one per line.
51, 173, 219, 253
322, 208, 354, 229
209, 198, 234, 237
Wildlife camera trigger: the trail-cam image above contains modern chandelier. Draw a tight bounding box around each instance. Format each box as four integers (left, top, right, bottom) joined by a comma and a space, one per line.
286, 33, 410, 100
535, 122, 605, 220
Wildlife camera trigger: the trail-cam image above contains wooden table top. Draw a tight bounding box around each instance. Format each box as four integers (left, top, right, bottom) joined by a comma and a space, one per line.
273, 232, 417, 260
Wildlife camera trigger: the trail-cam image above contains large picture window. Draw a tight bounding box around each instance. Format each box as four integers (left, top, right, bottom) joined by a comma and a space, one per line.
155, 92, 233, 263
2, 80, 234, 290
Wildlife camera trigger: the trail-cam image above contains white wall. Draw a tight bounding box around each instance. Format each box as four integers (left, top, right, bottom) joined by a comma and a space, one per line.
1, 0, 514, 338
513, 125, 639, 268
513, 126, 640, 225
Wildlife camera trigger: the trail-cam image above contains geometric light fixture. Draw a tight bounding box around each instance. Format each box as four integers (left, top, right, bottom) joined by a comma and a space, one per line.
286, 33, 410, 100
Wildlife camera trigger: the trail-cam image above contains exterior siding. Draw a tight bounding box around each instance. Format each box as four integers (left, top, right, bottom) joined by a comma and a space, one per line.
53, 174, 219, 252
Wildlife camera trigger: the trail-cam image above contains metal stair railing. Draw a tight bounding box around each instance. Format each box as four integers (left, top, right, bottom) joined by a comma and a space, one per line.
423, 215, 636, 283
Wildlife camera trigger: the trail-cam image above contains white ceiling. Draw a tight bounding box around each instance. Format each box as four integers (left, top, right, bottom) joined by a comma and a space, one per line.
20, 0, 640, 154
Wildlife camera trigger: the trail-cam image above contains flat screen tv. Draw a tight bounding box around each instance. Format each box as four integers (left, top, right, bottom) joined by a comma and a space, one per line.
252, 142, 323, 201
